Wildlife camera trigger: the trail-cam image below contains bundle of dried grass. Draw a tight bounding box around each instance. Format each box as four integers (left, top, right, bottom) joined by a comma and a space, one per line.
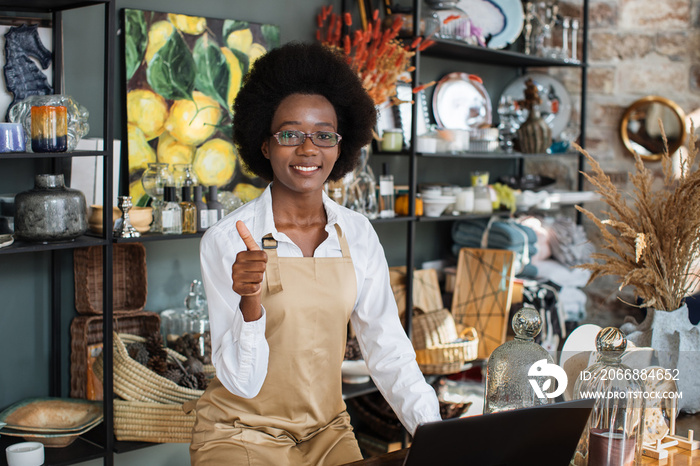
575, 125, 700, 311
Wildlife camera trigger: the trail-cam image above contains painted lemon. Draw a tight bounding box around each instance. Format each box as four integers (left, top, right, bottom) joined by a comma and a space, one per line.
226, 28, 253, 53
164, 91, 223, 146
129, 178, 148, 207
220, 47, 243, 113
128, 123, 156, 174
127, 89, 169, 141
193, 138, 236, 187
157, 131, 195, 165
167, 14, 207, 35
248, 43, 267, 66
233, 183, 264, 203
145, 20, 175, 64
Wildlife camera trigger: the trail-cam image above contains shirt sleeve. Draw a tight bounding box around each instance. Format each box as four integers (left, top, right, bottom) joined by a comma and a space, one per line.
350, 224, 442, 435
200, 225, 269, 398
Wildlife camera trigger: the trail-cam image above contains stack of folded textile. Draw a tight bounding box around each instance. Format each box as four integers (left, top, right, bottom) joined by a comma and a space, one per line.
451, 218, 538, 277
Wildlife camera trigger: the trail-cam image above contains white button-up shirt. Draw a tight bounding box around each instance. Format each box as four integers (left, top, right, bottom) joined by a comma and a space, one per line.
200, 184, 441, 435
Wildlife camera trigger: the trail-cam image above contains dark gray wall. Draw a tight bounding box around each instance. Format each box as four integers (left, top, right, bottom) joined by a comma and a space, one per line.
0, 0, 519, 406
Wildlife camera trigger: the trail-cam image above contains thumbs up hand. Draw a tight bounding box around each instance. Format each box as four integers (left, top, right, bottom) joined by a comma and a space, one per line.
232, 221, 267, 321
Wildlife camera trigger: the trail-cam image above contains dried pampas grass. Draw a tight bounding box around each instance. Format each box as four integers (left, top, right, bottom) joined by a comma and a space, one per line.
575, 125, 700, 311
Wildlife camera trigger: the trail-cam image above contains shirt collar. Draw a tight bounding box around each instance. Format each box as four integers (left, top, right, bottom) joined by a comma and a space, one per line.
251, 184, 343, 242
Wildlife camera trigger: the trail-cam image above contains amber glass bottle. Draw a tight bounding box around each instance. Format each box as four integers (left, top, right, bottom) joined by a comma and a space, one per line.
180, 187, 197, 234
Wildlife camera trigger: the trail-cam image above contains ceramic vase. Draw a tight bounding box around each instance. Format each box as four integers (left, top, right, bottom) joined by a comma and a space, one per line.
516, 107, 552, 154
14, 174, 88, 242
622, 303, 700, 413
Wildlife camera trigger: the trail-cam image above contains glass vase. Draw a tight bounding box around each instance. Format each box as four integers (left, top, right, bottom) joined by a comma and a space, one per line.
423, 0, 472, 43
141, 162, 173, 234
345, 146, 378, 219
172, 163, 198, 202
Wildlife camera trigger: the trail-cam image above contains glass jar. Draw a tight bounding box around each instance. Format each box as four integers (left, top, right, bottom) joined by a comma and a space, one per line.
422, 0, 472, 42
172, 163, 198, 202
381, 129, 403, 152
141, 163, 173, 234
572, 327, 645, 466
471, 171, 493, 214
484, 305, 555, 413
345, 146, 378, 219
184, 279, 211, 364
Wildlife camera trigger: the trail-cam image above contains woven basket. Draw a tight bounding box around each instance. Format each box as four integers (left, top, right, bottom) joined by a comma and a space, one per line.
113, 400, 195, 443
412, 308, 478, 375
70, 311, 160, 399
93, 332, 204, 404
74, 243, 148, 315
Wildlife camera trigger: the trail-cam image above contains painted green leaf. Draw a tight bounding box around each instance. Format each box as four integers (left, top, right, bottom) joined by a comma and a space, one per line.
261, 24, 280, 49
228, 47, 250, 76
146, 31, 195, 101
193, 34, 229, 111
124, 9, 147, 81
222, 20, 249, 39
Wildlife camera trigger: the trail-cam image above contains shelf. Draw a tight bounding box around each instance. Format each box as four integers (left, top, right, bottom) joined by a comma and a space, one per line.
0, 0, 109, 13
113, 232, 204, 243
0, 435, 106, 466
0, 150, 111, 160
417, 212, 509, 222
342, 380, 379, 400
0, 235, 108, 254
421, 39, 584, 68
370, 216, 415, 224
418, 150, 581, 159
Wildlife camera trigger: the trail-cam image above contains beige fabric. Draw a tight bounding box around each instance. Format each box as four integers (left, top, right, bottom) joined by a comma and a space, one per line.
191, 224, 363, 465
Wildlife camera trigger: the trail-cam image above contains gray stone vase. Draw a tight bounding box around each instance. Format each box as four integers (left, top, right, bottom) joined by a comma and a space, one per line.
14, 174, 88, 242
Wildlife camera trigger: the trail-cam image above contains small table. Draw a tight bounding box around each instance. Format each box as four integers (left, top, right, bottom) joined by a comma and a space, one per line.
344, 413, 700, 465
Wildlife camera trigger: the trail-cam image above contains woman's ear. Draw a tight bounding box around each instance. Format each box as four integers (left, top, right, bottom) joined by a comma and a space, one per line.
261, 139, 270, 160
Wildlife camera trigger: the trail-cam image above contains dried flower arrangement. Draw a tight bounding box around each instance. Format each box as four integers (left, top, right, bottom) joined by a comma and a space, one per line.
315, 6, 434, 107
575, 127, 700, 312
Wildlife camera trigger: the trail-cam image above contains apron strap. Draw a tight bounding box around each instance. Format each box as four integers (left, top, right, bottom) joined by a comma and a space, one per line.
262, 234, 284, 295
334, 223, 351, 258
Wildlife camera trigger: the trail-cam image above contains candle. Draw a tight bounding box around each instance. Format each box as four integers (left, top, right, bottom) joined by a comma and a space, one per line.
0, 123, 25, 153
381, 129, 403, 152
30, 105, 67, 152
5, 442, 44, 466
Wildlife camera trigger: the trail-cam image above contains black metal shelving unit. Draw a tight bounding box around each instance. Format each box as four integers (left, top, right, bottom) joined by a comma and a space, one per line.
0, 1, 115, 465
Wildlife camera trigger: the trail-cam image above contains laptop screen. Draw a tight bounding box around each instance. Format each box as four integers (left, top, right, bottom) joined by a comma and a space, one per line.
403, 399, 595, 466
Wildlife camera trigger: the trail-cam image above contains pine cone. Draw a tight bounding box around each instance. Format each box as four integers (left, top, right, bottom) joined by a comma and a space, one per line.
194, 371, 210, 390
127, 342, 149, 366
163, 366, 184, 385
145, 333, 168, 375
185, 357, 204, 375
180, 373, 199, 389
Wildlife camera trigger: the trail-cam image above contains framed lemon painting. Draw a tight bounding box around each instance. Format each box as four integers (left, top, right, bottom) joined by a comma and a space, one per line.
122, 9, 279, 207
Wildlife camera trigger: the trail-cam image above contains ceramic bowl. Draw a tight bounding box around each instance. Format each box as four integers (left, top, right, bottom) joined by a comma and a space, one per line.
88, 205, 121, 234
341, 360, 370, 384
422, 196, 456, 217
128, 206, 152, 233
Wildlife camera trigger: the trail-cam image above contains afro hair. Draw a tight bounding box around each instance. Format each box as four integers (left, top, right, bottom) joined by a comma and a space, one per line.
232, 41, 377, 182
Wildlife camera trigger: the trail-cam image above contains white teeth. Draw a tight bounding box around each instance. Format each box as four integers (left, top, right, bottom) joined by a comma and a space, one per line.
293, 165, 318, 172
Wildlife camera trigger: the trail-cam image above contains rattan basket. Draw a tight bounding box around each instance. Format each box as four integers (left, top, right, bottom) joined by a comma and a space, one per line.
93, 332, 204, 404
412, 308, 478, 375
70, 311, 161, 399
74, 243, 148, 315
113, 400, 195, 443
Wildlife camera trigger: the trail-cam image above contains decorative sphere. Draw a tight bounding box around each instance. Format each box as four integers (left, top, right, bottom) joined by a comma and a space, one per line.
596, 327, 627, 355
512, 305, 542, 339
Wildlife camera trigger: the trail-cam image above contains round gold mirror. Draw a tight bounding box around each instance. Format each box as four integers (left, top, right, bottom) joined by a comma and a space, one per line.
620, 96, 686, 162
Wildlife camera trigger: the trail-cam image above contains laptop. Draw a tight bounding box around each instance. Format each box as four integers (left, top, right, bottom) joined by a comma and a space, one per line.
403, 398, 595, 466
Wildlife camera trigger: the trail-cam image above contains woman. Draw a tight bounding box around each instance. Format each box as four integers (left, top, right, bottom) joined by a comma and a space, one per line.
190, 41, 441, 465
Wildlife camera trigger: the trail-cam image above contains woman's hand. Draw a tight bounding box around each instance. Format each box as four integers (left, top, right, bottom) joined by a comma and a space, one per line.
232, 220, 266, 321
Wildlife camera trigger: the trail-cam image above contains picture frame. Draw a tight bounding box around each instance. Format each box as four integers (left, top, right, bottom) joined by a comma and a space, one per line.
122, 9, 280, 206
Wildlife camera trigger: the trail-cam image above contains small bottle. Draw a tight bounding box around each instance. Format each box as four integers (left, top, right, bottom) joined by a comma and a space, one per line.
162, 186, 182, 235
193, 185, 209, 232
207, 185, 224, 226
180, 187, 197, 234
378, 163, 395, 218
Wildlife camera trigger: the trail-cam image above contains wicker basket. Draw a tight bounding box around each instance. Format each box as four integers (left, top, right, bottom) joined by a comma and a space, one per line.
74, 243, 148, 315
113, 400, 195, 443
412, 308, 478, 375
70, 311, 161, 399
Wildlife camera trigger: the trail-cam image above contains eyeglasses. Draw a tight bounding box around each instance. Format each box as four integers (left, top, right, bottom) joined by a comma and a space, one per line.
272, 130, 342, 148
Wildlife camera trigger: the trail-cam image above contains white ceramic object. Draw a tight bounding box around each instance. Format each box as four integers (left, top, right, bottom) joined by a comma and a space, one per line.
341, 360, 371, 384
422, 196, 457, 217
5, 442, 44, 466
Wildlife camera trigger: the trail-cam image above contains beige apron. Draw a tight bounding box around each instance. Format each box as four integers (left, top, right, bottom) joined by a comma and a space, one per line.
190, 224, 363, 465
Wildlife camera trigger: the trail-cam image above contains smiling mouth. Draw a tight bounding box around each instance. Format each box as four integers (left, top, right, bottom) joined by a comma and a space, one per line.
292, 165, 320, 172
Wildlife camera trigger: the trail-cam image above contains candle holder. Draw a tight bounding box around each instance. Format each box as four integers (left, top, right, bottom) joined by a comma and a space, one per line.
113, 196, 140, 238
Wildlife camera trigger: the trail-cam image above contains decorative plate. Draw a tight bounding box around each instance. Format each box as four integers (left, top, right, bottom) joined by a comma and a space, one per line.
501, 73, 572, 139
342, 359, 371, 384
0, 234, 13, 248
457, 0, 505, 41
485, 0, 525, 49
0, 421, 103, 448
433, 72, 492, 131
0, 397, 103, 433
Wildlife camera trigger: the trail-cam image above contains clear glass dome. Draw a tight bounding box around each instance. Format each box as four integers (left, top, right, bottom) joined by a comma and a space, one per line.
571, 327, 645, 465
422, 1, 472, 43
484, 305, 555, 413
